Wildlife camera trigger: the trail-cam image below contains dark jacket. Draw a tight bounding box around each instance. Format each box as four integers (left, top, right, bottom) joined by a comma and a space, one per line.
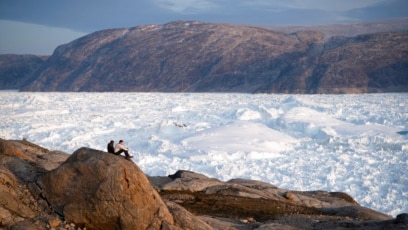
107, 141, 115, 154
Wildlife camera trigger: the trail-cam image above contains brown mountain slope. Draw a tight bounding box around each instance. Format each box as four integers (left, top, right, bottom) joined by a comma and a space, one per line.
21, 21, 408, 93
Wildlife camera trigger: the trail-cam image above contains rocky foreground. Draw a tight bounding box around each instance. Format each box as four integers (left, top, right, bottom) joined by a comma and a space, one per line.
0, 138, 407, 229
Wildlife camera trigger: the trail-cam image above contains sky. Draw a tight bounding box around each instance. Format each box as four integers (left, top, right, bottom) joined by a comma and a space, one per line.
0, 0, 407, 55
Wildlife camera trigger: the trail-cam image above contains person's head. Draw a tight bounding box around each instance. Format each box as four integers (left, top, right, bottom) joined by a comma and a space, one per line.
119, 140, 124, 143
110, 140, 114, 144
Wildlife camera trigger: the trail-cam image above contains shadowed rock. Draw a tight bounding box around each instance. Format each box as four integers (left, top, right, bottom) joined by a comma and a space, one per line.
165, 201, 212, 230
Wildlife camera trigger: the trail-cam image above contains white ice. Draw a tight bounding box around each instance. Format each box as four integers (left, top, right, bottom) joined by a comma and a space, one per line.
0, 91, 407, 217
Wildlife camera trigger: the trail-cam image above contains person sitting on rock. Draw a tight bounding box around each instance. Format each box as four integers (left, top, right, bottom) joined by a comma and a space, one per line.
107, 140, 115, 154
114, 140, 133, 159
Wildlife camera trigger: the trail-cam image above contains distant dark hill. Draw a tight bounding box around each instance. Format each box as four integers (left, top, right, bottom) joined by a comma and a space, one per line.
0, 54, 46, 90
3, 20, 408, 93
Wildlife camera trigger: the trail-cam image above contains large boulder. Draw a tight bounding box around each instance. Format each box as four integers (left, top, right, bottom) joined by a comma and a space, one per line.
34, 147, 175, 229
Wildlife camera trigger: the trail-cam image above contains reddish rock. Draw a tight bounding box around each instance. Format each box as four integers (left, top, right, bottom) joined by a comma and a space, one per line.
36, 147, 174, 229
1, 139, 407, 230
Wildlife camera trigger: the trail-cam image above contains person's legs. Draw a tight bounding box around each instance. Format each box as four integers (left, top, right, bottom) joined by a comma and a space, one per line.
115, 149, 132, 157
115, 149, 124, 155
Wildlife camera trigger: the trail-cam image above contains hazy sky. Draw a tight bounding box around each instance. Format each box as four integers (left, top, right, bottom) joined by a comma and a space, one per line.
1, 0, 407, 55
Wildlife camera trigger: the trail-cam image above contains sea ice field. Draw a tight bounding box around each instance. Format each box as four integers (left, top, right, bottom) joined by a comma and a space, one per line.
0, 91, 407, 217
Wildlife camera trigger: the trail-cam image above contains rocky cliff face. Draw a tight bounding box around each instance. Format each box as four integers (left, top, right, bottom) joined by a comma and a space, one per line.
1, 138, 407, 229
17, 21, 408, 93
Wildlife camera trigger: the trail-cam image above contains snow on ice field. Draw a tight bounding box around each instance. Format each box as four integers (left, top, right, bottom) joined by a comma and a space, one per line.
1, 91, 407, 217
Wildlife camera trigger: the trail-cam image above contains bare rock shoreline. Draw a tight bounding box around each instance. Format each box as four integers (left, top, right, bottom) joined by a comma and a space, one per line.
0, 138, 407, 229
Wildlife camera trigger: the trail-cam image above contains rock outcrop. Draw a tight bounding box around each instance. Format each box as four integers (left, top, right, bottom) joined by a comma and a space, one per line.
3, 20, 405, 94
1, 138, 407, 229
0, 139, 209, 229
151, 171, 408, 229
35, 147, 175, 229
0, 138, 69, 229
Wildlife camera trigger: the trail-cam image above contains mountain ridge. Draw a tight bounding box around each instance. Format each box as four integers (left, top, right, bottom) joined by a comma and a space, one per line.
262, 17, 408, 37
1, 19, 408, 93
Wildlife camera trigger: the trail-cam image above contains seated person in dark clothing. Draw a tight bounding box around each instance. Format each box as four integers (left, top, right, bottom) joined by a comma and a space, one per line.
107, 140, 115, 154
114, 140, 133, 158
